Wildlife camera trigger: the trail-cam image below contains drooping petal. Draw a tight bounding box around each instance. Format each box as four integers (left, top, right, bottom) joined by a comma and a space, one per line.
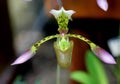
91, 46, 116, 64
11, 35, 59, 65
96, 0, 108, 11
11, 49, 35, 65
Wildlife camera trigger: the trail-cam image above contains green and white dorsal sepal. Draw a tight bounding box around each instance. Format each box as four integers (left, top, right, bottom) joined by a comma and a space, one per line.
50, 7, 75, 34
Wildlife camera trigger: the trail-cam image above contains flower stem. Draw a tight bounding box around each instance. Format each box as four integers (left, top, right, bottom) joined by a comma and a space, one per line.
56, 64, 60, 84
57, 0, 63, 9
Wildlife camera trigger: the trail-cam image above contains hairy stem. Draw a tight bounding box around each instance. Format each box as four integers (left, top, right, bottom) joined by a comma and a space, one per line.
57, 0, 63, 9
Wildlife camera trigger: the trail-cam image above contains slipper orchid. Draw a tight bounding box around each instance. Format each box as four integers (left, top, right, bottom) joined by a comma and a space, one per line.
11, 7, 116, 67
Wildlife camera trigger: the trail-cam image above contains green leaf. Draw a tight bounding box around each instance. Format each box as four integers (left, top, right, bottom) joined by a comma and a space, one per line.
70, 71, 92, 84
13, 75, 27, 84
86, 51, 109, 84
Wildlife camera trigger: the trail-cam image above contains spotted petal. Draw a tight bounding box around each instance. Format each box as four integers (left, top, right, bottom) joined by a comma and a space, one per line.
96, 0, 108, 11
11, 49, 35, 65
91, 46, 116, 64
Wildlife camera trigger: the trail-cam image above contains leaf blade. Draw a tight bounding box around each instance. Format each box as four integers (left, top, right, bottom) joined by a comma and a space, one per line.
70, 71, 92, 84
86, 51, 109, 84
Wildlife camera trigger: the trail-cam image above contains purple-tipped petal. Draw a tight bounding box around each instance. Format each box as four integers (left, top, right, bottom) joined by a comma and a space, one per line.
11, 49, 35, 65
91, 47, 116, 64
96, 0, 108, 11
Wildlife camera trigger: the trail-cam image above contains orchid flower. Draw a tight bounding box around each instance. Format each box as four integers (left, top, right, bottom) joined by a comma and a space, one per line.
11, 7, 116, 67
96, 0, 108, 11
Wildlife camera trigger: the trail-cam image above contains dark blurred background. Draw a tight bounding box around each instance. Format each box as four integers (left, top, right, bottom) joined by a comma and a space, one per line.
0, 0, 120, 84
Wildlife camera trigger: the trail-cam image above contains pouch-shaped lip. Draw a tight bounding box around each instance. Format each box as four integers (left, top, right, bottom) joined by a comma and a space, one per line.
54, 41, 74, 68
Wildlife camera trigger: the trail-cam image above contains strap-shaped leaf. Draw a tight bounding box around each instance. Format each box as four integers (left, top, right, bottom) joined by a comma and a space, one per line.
86, 51, 109, 84
70, 71, 92, 84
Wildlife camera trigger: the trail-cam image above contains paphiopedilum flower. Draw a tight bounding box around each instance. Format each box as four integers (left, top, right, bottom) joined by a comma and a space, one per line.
11, 7, 116, 67
96, 0, 108, 11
